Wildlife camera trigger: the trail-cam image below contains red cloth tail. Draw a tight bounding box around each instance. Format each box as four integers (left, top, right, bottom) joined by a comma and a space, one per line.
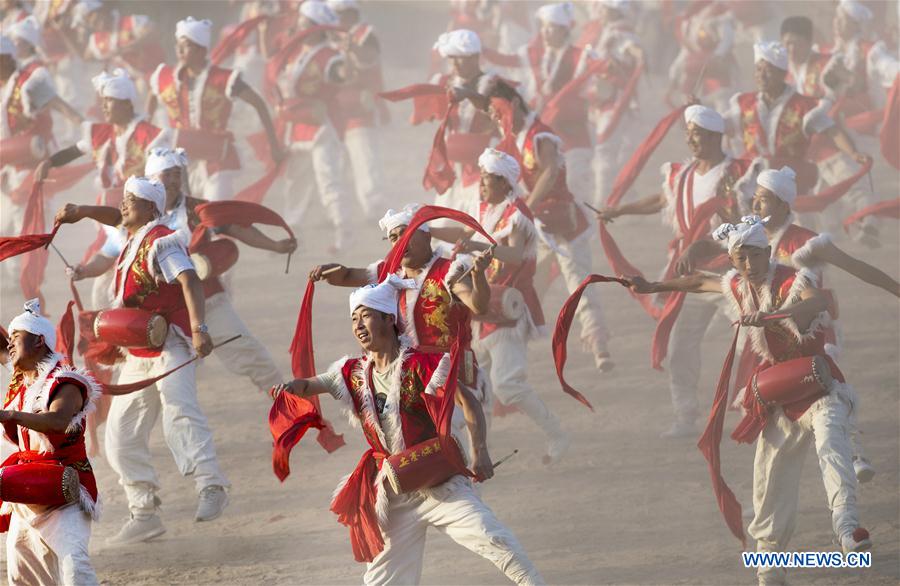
552, 275, 630, 410
843, 198, 900, 231
329, 450, 385, 562
190, 200, 295, 249
595, 62, 645, 145
881, 75, 900, 169
378, 206, 496, 281
422, 103, 458, 194
697, 324, 746, 546
18, 182, 55, 306
421, 340, 472, 478
210, 15, 268, 65
377, 84, 448, 125
542, 59, 609, 128
55, 300, 76, 364
8, 163, 95, 206
793, 157, 873, 213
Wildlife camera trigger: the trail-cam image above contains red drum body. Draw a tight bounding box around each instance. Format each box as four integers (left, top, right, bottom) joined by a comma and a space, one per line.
1, 132, 45, 167
190, 238, 239, 280
475, 285, 525, 325
94, 308, 167, 349
383, 437, 465, 494
0, 463, 79, 506
174, 128, 232, 163
751, 355, 833, 407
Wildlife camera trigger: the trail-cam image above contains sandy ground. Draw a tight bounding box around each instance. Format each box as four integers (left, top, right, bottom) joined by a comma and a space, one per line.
1, 2, 899, 585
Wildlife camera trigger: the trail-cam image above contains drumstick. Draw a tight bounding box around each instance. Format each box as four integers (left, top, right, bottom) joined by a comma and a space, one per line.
50, 242, 72, 270
492, 449, 518, 469
449, 244, 496, 286
690, 60, 710, 98
285, 251, 292, 275
583, 201, 602, 215
321, 265, 344, 276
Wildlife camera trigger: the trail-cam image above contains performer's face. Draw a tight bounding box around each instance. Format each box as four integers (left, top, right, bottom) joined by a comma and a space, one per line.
754, 60, 786, 95
479, 171, 510, 203
685, 123, 721, 159
7, 330, 45, 371
102, 97, 134, 126
540, 22, 569, 49
449, 55, 481, 81
751, 187, 790, 226
156, 166, 184, 202
730, 245, 771, 285
176, 37, 207, 67
120, 192, 157, 230
388, 226, 432, 269
781, 32, 812, 64
351, 306, 394, 352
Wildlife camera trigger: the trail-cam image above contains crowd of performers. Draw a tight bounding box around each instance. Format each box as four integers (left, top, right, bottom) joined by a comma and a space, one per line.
0, 0, 898, 584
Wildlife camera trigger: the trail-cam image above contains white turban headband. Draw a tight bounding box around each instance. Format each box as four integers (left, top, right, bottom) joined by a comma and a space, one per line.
176, 17, 212, 49
536, 2, 575, 28
145, 147, 189, 178
753, 41, 788, 71
684, 104, 724, 133
300, 1, 339, 26
327, 0, 359, 12
92, 68, 139, 110
713, 218, 770, 254
378, 204, 430, 235
124, 176, 166, 215
8, 299, 56, 351
10, 15, 42, 49
757, 166, 797, 206
0, 36, 14, 57
349, 275, 417, 320
434, 29, 482, 58
839, 0, 873, 22
478, 147, 520, 191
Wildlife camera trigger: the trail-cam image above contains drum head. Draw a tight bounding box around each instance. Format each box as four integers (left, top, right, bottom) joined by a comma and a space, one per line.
147, 315, 168, 348
500, 287, 525, 321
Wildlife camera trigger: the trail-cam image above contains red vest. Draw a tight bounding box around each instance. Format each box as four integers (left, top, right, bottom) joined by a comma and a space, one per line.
5, 61, 53, 139
89, 120, 162, 188
437, 72, 496, 187
526, 40, 592, 148
340, 350, 444, 454
519, 119, 589, 241
331, 23, 384, 134
771, 223, 818, 266
478, 198, 545, 338
792, 52, 832, 99
155, 64, 235, 132
90, 15, 166, 76
282, 44, 342, 144
115, 224, 191, 357
398, 257, 472, 352
664, 158, 748, 239
737, 91, 819, 160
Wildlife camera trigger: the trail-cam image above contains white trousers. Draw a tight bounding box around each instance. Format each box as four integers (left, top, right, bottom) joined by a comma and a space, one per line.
204, 291, 283, 392
748, 388, 860, 585
105, 331, 229, 518
364, 478, 544, 585
6, 503, 98, 586
667, 293, 723, 424
563, 147, 595, 206
535, 229, 610, 354
188, 161, 237, 202
472, 325, 563, 440
343, 125, 386, 219
282, 125, 350, 245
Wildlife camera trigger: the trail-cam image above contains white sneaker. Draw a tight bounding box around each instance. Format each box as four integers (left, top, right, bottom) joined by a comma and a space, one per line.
660, 420, 698, 439
854, 457, 875, 483
543, 431, 571, 465
594, 352, 615, 373
840, 527, 872, 554
195, 485, 229, 522
107, 515, 166, 546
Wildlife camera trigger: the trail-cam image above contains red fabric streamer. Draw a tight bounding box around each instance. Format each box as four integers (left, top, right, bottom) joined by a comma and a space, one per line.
421, 339, 473, 479
9, 162, 95, 206
189, 200, 295, 249
843, 198, 900, 231
696, 324, 746, 546
210, 15, 268, 65
542, 59, 609, 130
552, 275, 630, 410
55, 300, 76, 364
880, 75, 900, 169
264, 25, 341, 100
0, 225, 59, 262
378, 83, 448, 126
378, 205, 497, 282
596, 106, 687, 318
793, 156, 873, 213
422, 103, 459, 195
101, 352, 202, 396
489, 97, 520, 161
18, 182, 53, 307
595, 62, 645, 145
329, 450, 385, 562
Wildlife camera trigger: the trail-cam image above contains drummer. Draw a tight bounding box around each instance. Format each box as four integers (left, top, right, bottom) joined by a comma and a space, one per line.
430, 148, 570, 465
627, 218, 870, 585
88, 176, 230, 545
55, 147, 297, 396
270, 277, 544, 585
1, 299, 101, 585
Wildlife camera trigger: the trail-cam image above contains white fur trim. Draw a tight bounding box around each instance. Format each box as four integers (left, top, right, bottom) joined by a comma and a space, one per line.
19, 66, 53, 119
422, 354, 451, 396
79, 485, 101, 521
51, 366, 101, 435
225, 68, 241, 100
150, 63, 165, 97
791, 233, 831, 268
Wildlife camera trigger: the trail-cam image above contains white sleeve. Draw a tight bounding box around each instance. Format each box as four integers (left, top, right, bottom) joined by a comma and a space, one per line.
868, 42, 900, 90
802, 100, 835, 136
365, 260, 381, 284
313, 369, 349, 401
723, 92, 742, 136
99, 227, 126, 258
23, 67, 57, 113
149, 63, 165, 97
154, 246, 194, 283
75, 121, 93, 154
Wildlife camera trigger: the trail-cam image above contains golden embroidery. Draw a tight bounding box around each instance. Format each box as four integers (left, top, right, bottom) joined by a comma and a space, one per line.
159, 81, 181, 126
202, 83, 229, 131
420, 279, 452, 348
523, 147, 536, 170
126, 234, 159, 306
